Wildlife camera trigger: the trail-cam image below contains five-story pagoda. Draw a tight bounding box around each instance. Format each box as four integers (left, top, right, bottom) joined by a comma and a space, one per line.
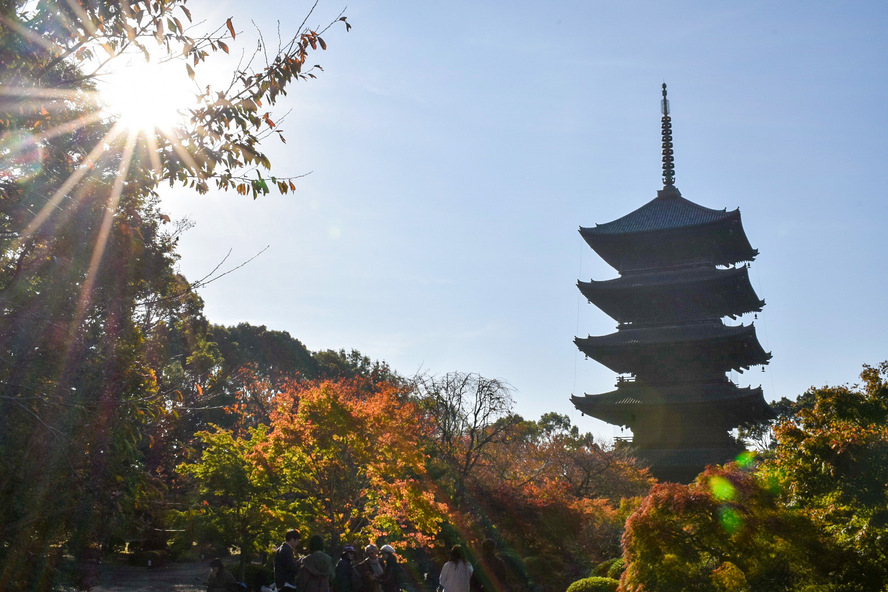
572, 85, 772, 482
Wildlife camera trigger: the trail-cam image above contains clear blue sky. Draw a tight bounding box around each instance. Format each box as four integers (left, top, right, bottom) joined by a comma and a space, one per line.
160, 1, 888, 440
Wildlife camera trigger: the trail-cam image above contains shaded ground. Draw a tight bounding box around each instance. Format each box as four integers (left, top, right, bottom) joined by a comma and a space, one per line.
88, 561, 208, 592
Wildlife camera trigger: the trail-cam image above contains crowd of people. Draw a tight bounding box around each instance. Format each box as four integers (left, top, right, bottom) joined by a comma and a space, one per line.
207, 529, 513, 592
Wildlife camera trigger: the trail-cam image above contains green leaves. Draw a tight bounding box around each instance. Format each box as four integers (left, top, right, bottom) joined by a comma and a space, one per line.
758, 361, 888, 588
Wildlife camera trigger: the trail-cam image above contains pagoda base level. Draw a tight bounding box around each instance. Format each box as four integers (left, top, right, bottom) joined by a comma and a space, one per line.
634, 444, 745, 483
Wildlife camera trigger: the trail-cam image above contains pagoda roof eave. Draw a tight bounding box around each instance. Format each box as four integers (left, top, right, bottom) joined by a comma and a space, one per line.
574, 323, 772, 374
571, 382, 773, 426
577, 266, 765, 322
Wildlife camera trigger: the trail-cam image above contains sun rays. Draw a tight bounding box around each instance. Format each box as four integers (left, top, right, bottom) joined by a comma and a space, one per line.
0, 66, 198, 379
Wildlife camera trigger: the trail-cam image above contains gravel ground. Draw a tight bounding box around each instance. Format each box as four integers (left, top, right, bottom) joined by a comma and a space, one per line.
88, 561, 210, 592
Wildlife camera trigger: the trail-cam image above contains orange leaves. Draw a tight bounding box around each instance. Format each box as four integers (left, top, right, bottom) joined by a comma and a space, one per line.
226, 18, 236, 40
258, 378, 446, 543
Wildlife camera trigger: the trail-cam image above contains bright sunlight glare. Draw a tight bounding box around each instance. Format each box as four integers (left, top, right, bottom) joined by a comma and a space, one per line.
98, 58, 196, 134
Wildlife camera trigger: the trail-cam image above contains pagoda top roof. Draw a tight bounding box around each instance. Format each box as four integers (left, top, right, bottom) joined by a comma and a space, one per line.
580, 186, 739, 237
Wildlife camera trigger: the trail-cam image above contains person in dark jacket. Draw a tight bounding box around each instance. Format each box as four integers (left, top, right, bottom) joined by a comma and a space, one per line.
335, 545, 360, 592
378, 545, 402, 592
299, 534, 336, 592
356, 544, 384, 592
275, 529, 302, 590
207, 558, 240, 592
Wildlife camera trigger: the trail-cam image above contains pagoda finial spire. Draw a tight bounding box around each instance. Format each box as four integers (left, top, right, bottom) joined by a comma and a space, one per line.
660, 83, 676, 188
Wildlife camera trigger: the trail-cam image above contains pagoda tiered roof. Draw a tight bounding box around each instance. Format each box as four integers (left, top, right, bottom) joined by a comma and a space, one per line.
571, 85, 772, 482
574, 322, 771, 375
570, 381, 771, 426
579, 188, 758, 271
577, 265, 764, 323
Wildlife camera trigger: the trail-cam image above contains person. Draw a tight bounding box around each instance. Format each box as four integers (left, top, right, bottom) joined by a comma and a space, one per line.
275, 529, 302, 591
438, 545, 472, 592
335, 545, 361, 592
378, 544, 402, 592
207, 558, 240, 592
356, 544, 384, 592
471, 539, 509, 592
298, 534, 337, 592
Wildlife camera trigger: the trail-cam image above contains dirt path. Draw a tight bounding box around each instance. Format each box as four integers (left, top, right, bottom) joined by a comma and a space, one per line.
89, 561, 209, 592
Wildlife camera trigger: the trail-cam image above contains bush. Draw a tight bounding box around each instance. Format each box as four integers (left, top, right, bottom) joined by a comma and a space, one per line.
605, 559, 624, 580
243, 562, 273, 590
565, 577, 618, 592
591, 558, 620, 578
523, 555, 555, 590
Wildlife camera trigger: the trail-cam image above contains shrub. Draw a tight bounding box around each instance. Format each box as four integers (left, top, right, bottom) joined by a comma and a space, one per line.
591, 558, 620, 578
243, 562, 274, 590
605, 559, 625, 580
565, 577, 618, 592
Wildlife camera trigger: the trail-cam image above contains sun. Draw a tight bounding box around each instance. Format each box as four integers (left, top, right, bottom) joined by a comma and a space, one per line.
98, 58, 196, 134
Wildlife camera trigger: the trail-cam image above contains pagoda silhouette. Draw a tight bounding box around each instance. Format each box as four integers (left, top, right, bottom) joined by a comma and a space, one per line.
572, 84, 772, 483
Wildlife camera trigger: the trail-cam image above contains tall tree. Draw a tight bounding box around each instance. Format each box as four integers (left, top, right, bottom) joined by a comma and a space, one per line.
0, 1, 348, 587
176, 425, 279, 578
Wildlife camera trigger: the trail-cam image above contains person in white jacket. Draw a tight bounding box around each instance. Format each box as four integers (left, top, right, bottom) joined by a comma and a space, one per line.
438, 545, 473, 592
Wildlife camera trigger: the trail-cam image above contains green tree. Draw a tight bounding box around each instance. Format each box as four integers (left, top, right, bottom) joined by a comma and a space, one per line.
313, 347, 401, 383
176, 426, 280, 578
0, 0, 348, 587
760, 361, 888, 590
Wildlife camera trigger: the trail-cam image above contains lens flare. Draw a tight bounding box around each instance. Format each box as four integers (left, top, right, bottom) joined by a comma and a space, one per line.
710, 475, 736, 501
0, 130, 45, 181
718, 506, 743, 533
735, 450, 755, 469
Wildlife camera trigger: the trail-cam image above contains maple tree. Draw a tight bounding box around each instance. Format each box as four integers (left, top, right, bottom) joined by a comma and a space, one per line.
620, 464, 829, 592
467, 414, 651, 591
256, 378, 449, 547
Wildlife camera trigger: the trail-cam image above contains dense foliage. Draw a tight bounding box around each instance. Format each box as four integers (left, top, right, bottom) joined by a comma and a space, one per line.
566, 576, 619, 592
618, 362, 888, 592
759, 361, 888, 591
0, 0, 347, 588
